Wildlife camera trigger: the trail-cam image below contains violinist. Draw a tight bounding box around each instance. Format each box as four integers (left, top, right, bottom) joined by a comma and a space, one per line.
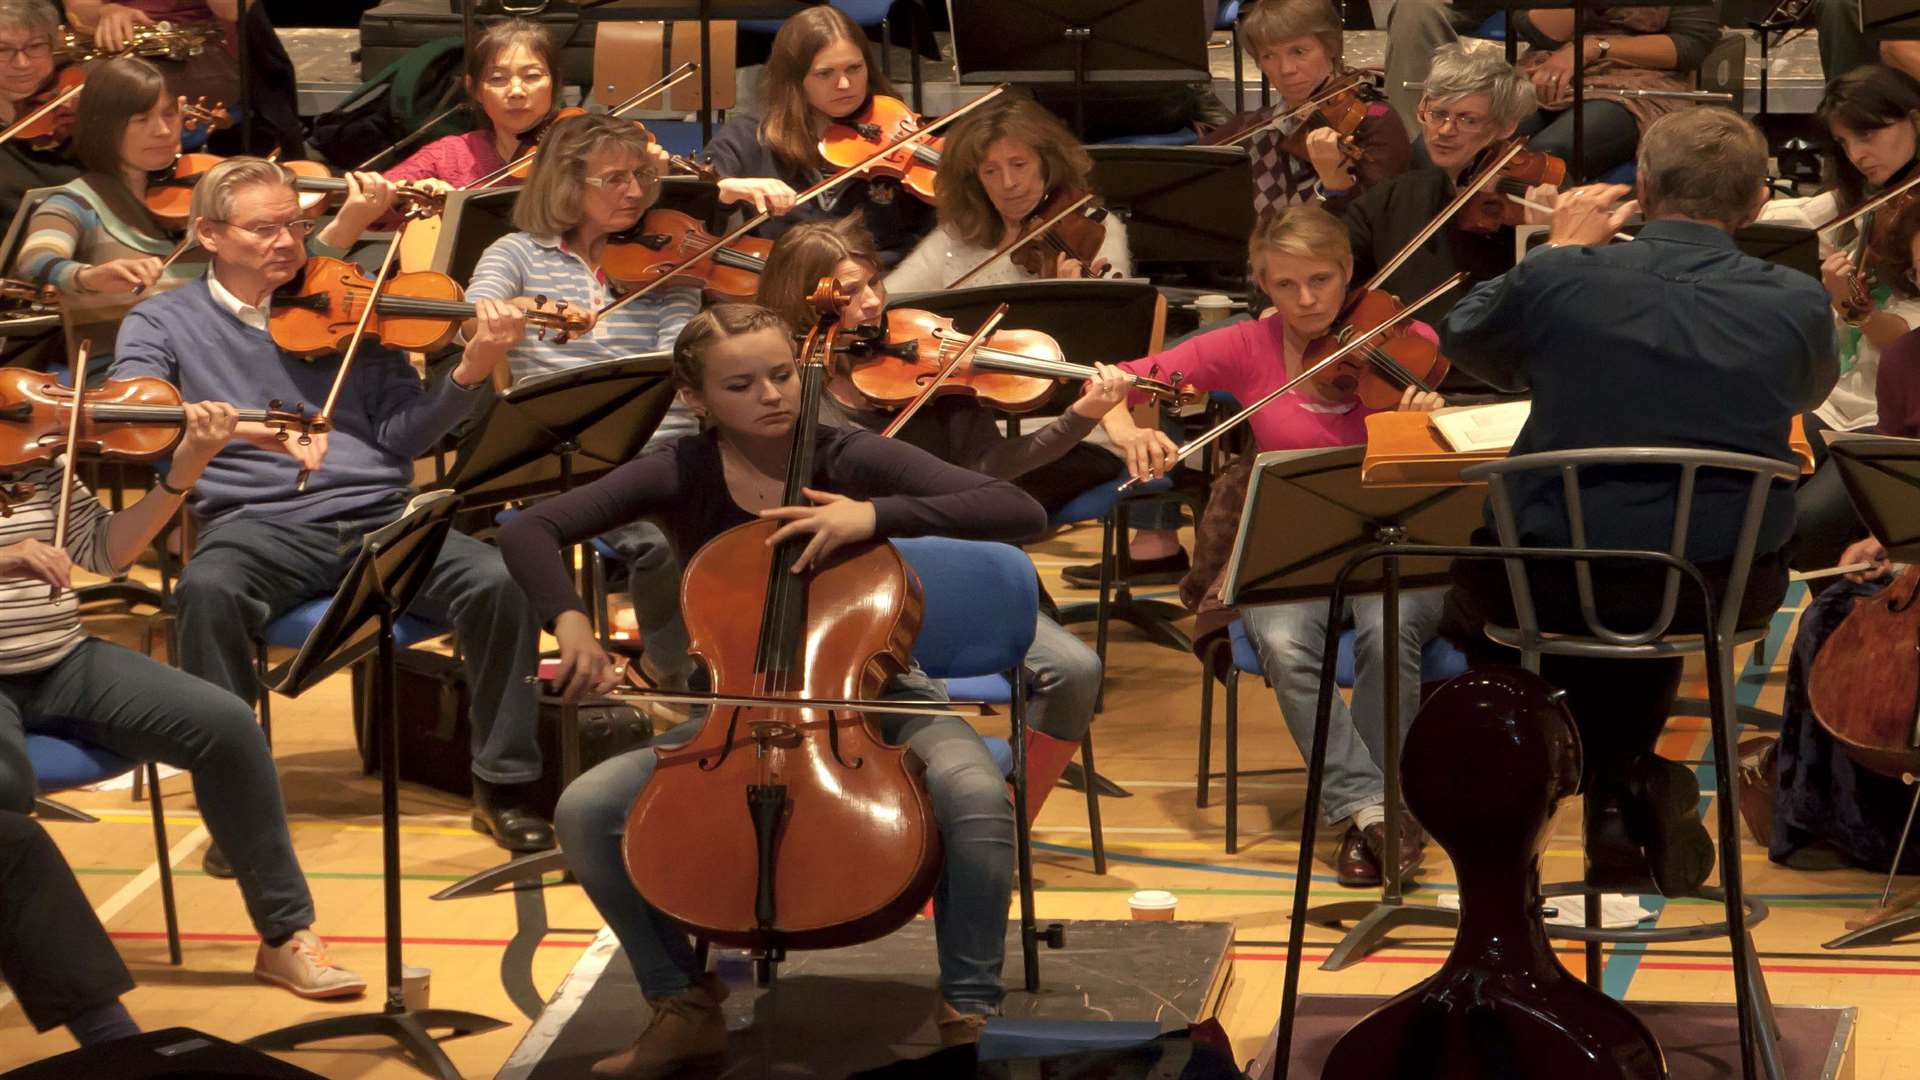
498, 304, 1047, 1073
757, 217, 1120, 817
108, 157, 560, 856
1103, 204, 1448, 884
1438, 109, 1837, 897
0, 396, 370, 1001
383, 18, 560, 194
1343, 45, 1537, 327
697, 5, 933, 265
884, 96, 1131, 293
0, 0, 78, 224
1238, 0, 1411, 221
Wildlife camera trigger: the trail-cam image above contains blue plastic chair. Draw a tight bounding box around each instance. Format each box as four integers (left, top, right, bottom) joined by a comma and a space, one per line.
1196, 614, 1468, 853
254, 597, 448, 750
896, 535, 1108, 875
891, 537, 1066, 989
29, 734, 183, 964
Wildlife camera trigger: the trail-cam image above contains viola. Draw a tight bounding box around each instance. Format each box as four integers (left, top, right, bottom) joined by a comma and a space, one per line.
269, 255, 592, 358
1809, 565, 1920, 778
621, 277, 943, 957
1302, 288, 1450, 409
1323, 668, 1668, 1077
1009, 185, 1113, 280
818, 95, 941, 203
144, 154, 439, 230
1456, 142, 1568, 234
601, 208, 772, 301
835, 307, 1188, 414
0, 66, 84, 150
0, 368, 325, 470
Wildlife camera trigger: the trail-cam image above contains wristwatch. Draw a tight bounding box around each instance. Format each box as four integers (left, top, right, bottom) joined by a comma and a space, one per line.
1593, 37, 1611, 59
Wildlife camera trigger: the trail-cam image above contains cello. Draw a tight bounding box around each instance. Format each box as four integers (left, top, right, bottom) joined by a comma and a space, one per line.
620, 279, 943, 962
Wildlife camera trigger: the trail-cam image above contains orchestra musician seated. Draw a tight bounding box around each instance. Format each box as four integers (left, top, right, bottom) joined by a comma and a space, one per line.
0, 402, 367, 1001
757, 216, 1120, 817
1107, 203, 1449, 884
697, 5, 932, 266
2, 811, 142, 1047
0, 0, 80, 225
107, 157, 558, 856
883, 95, 1131, 294
1438, 108, 1838, 897
498, 303, 1048, 1076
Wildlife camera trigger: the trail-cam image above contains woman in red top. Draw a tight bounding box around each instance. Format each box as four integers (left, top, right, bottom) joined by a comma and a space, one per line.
1105, 204, 1449, 885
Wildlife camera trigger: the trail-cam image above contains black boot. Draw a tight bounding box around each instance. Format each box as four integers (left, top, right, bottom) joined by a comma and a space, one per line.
471, 780, 555, 853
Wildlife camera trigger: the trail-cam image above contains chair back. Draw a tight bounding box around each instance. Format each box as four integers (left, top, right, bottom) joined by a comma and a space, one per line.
1461, 447, 1798, 652
891, 537, 1038, 679
593, 20, 737, 112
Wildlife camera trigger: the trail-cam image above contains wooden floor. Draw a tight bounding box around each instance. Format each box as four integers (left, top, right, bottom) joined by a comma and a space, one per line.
0, 523, 1908, 1079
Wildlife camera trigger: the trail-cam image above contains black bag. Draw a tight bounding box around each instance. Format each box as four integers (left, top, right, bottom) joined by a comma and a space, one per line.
353, 648, 653, 815
309, 36, 467, 171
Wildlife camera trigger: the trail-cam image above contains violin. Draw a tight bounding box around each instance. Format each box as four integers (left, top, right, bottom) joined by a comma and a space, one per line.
818, 95, 941, 203
269, 255, 591, 358
1302, 288, 1450, 409
1456, 142, 1568, 234
621, 277, 943, 958
601, 208, 772, 301
1809, 565, 1920, 778
0, 279, 58, 309
0, 66, 84, 150
833, 307, 1189, 414
1009, 186, 1113, 280
470, 65, 703, 189
0, 367, 324, 470
144, 154, 439, 230
1323, 668, 1667, 1077
1197, 71, 1382, 152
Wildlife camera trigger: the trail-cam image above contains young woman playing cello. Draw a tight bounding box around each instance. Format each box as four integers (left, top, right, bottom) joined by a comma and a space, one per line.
884, 96, 1131, 293
756, 215, 1129, 818
697, 5, 932, 265
498, 303, 1046, 1076
1104, 204, 1450, 885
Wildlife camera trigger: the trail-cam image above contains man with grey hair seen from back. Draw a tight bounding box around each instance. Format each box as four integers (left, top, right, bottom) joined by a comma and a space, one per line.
1342, 44, 1540, 340
1437, 108, 1838, 900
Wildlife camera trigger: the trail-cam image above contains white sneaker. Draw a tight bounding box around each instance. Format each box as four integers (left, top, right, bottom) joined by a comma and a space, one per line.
253, 930, 368, 1000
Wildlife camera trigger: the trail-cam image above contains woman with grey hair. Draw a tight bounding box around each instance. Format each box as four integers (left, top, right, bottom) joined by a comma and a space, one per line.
0, 0, 78, 223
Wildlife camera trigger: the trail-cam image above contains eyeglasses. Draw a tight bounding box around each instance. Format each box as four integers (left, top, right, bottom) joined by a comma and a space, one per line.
481, 69, 550, 90
0, 41, 51, 65
1419, 104, 1491, 135
217, 217, 318, 242
582, 170, 652, 191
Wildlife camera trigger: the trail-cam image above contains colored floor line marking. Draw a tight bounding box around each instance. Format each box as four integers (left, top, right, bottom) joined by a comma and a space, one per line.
110, 929, 596, 949
72, 866, 565, 885
1227, 949, 1920, 979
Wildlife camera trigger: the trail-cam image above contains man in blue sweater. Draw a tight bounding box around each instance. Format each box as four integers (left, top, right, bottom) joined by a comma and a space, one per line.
112, 157, 556, 853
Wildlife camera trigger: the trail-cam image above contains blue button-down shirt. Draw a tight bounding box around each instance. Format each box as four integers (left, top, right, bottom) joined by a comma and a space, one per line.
1439, 218, 1839, 562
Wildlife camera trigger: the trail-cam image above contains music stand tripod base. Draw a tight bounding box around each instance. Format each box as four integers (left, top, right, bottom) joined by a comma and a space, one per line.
431, 848, 570, 902
1303, 899, 1460, 971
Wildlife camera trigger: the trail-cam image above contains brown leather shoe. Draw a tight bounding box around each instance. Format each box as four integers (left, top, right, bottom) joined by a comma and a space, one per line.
1362, 818, 1425, 885
1737, 737, 1778, 849
1335, 823, 1382, 888
936, 1000, 991, 1047
592, 973, 729, 1079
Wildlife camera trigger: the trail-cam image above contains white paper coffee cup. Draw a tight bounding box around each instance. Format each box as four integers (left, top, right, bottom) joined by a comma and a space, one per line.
1129, 889, 1178, 920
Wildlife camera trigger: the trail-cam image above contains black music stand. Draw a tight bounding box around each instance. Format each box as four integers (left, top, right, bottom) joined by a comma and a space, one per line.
1813, 434, 1920, 949
1084, 145, 1256, 277
947, 0, 1210, 139
244, 491, 509, 1080
1219, 446, 1483, 970
430, 354, 676, 902
1863, 0, 1920, 34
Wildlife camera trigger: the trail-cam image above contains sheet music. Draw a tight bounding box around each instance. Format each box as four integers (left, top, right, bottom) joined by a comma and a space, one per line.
1428, 400, 1532, 453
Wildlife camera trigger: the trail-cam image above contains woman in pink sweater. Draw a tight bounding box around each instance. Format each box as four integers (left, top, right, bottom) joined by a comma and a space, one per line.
1105, 204, 1450, 886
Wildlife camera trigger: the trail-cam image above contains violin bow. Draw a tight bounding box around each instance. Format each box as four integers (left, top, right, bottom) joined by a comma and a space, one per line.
1213, 72, 1370, 151
596, 84, 1011, 323
135, 234, 198, 296
945, 191, 1100, 290
467, 63, 701, 192
1504, 193, 1635, 243
295, 232, 406, 493
878, 303, 1009, 438
0, 78, 82, 147
1363, 141, 1526, 292
1816, 170, 1920, 237
1116, 273, 1466, 493
354, 99, 468, 171
48, 338, 90, 601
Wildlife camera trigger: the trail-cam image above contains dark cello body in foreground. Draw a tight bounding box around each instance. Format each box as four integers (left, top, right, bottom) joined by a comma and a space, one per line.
1325, 668, 1667, 1079
620, 285, 942, 955
1809, 565, 1920, 778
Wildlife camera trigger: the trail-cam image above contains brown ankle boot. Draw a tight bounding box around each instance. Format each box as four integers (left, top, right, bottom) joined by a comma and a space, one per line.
592, 974, 729, 1079
936, 999, 991, 1046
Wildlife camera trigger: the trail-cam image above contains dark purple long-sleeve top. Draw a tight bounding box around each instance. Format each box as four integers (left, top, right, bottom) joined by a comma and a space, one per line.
498, 424, 1049, 627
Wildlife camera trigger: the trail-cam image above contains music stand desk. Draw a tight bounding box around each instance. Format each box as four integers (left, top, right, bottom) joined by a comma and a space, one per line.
245, 491, 507, 1080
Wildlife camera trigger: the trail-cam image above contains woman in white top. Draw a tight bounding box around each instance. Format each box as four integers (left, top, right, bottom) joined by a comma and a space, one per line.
884, 96, 1131, 295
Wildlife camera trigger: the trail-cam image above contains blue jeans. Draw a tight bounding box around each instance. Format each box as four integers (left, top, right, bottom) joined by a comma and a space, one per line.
554, 670, 1014, 1014
0, 639, 316, 939
1239, 591, 1445, 823
1014, 614, 1101, 743
1515, 101, 1641, 180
